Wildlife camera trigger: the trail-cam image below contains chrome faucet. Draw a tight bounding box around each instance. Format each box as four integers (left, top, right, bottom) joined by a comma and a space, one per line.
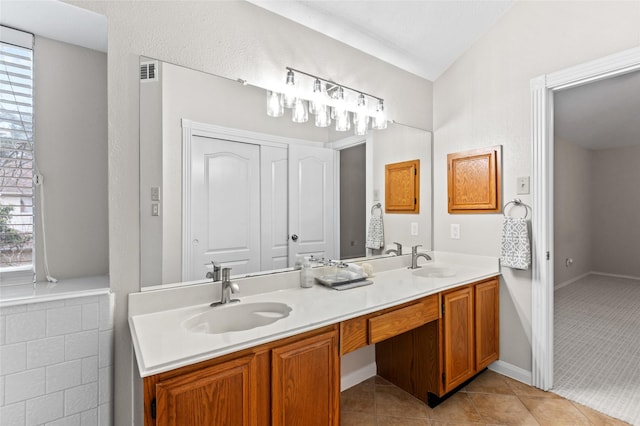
385, 242, 403, 256
211, 267, 240, 307
205, 261, 221, 282
409, 245, 432, 269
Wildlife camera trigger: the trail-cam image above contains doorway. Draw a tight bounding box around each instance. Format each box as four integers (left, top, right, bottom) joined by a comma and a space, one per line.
339, 144, 366, 259
530, 47, 640, 390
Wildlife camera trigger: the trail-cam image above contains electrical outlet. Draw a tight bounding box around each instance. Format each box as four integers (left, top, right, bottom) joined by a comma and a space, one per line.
411, 222, 418, 236
517, 177, 530, 195
152, 203, 159, 216
450, 224, 460, 239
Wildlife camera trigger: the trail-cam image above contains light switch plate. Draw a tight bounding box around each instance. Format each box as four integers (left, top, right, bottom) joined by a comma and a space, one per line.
517, 177, 530, 195
151, 186, 161, 201
411, 222, 418, 236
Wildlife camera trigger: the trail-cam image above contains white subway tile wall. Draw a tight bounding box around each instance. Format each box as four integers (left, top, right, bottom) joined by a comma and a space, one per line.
0, 293, 114, 425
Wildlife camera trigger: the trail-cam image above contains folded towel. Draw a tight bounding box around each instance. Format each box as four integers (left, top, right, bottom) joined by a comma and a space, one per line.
366, 216, 384, 250
500, 216, 531, 270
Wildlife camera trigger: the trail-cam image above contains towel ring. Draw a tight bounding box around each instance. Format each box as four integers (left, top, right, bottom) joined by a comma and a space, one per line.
503, 198, 529, 219
371, 202, 382, 216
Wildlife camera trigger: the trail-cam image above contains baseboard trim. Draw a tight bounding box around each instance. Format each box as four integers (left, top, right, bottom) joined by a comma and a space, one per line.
591, 271, 640, 282
554, 272, 590, 290
488, 360, 532, 386
340, 361, 377, 391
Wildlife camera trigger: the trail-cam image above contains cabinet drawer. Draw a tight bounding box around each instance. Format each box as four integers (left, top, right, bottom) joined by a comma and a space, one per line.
368, 295, 438, 344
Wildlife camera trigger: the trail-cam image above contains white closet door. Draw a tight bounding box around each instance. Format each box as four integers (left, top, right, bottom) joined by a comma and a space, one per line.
187, 136, 260, 280
288, 144, 335, 264
260, 145, 289, 270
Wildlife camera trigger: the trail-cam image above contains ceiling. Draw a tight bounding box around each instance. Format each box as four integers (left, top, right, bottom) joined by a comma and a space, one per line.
555, 70, 640, 150
247, 0, 514, 81
250, 0, 639, 151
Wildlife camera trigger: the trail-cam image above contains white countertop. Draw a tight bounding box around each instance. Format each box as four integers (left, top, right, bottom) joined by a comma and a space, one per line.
0, 275, 110, 307
129, 252, 499, 377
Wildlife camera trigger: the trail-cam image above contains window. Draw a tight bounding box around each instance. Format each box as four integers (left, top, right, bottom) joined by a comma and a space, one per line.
0, 27, 34, 282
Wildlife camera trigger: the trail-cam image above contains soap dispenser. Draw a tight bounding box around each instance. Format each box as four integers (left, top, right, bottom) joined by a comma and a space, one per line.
300, 257, 314, 288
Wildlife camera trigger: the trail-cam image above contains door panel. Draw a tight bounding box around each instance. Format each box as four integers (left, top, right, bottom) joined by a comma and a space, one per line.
261, 146, 289, 270
288, 144, 335, 264
442, 286, 475, 393
187, 137, 260, 280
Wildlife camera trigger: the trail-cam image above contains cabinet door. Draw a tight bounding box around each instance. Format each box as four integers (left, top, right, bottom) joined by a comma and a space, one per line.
272, 330, 340, 426
475, 278, 500, 370
155, 354, 256, 426
442, 286, 475, 393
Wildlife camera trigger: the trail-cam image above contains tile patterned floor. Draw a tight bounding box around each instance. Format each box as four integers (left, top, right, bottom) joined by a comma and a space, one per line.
341, 370, 630, 425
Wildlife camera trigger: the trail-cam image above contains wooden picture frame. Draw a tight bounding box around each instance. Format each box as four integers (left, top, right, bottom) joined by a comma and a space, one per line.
447, 146, 502, 214
385, 159, 420, 214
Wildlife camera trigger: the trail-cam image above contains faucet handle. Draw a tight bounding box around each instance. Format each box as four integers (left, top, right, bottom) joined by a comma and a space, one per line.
393, 242, 403, 254
206, 261, 222, 281
412, 244, 422, 254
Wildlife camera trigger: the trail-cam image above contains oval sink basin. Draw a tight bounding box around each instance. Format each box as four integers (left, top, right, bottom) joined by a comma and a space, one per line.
183, 302, 292, 334
413, 266, 457, 278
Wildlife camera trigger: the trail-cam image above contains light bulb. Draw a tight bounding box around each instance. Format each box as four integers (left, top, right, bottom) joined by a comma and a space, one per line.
266, 90, 284, 117
372, 99, 387, 130
292, 98, 308, 123
283, 70, 296, 108
309, 79, 326, 115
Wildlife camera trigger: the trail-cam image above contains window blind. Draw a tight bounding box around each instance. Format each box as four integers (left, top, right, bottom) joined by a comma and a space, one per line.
0, 30, 34, 272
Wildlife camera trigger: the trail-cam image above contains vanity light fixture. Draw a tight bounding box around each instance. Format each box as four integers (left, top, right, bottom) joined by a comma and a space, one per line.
265, 67, 387, 135
266, 90, 284, 117
354, 93, 369, 136
283, 69, 296, 109
372, 99, 388, 130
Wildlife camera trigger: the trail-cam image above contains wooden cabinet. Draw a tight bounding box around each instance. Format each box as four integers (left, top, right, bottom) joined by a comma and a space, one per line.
155, 354, 257, 426
340, 294, 438, 355
385, 159, 420, 213
447, 146, 502, 214
442, 285, 475, 393
375, 277, 499, 407
272, 331, 339, 426
144, 325, 338, 426
475, 278, 500, 370
439, 277, 500, 398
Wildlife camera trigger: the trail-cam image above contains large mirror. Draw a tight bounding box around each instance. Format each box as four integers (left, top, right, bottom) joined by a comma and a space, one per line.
140, 58, 432, 288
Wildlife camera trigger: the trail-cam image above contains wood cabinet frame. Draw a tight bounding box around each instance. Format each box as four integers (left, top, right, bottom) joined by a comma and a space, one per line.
385, 159, 420, 213
447, 146, 502, 214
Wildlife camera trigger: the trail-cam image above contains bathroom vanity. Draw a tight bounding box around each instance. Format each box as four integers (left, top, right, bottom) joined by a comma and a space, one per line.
129, 252, 499, 425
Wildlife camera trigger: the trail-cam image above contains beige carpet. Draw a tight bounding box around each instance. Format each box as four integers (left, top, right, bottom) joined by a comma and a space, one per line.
554, 274, 640, 425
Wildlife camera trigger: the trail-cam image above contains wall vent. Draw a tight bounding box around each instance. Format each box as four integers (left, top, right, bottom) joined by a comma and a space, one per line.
140, 61, 159, 82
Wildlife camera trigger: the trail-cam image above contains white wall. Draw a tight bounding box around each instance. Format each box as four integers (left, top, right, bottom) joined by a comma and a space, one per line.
68, 1, 433, 424
33, 36, 108, 282
554, 139, 592, 286
591, 145, 640, 278
372, 124, 433, 252
433, 1, 640, 372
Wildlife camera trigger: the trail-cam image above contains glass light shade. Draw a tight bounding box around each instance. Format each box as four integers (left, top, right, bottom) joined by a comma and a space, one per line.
283, 70, 296, 108
354, 113, 369, 136
292, 98, 309, 123
266, 90, 284, 117
309, 79, 327, 115
335, 109, 351, 132
372, 100, 387, 130
314, 104, 330, 127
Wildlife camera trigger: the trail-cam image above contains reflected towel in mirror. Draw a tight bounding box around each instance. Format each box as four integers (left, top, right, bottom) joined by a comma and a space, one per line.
366, 215, 384, 249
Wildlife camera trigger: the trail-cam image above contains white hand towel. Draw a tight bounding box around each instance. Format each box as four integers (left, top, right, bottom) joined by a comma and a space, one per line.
366, 216, 384, 250
500, 216, 531, 270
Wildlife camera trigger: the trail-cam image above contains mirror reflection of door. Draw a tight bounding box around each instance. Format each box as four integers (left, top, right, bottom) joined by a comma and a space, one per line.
185, 135, 335, 280
288, 144, 335, 265
188, 137, 261, 279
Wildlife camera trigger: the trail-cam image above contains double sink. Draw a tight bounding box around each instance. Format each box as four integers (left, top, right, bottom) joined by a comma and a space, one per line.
182, 264, 456, 335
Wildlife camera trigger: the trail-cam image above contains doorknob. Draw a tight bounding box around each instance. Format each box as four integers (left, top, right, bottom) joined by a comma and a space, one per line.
291, 234, 298, 242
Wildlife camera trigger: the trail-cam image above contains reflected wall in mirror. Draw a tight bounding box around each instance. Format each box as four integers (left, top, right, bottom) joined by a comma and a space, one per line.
140, 58, 432, 288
